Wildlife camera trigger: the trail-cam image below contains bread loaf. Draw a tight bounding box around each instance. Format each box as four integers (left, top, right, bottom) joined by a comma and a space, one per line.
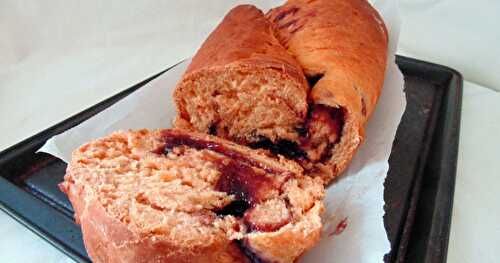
60, 129, 324, 263
174, 1, 388, 184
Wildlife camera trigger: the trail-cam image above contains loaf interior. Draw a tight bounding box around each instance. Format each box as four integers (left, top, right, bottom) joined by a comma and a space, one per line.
176, 67, 307, 144
63, 129, 324, 263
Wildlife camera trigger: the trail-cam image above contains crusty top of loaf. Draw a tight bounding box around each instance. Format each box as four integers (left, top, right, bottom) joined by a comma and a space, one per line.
267, 0, 388, 182
268, 0, 388, 122
184, 4, 307, 87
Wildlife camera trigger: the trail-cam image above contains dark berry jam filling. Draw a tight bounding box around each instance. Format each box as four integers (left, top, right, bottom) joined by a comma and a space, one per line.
306, 73, 324, 88
304, 104, 345, 162
208, 121, 219, 135
236, 240, 270, 263
247, 104, 344, 164
214, 159, 274, 206
214, 200, 250, 217
159, 130, 283, 174
249, 137, 308, 160
157, 131, 296, 263
158, 131, 282, 220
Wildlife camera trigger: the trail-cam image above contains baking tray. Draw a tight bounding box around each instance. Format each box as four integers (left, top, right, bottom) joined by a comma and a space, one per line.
0, 55, 461, 263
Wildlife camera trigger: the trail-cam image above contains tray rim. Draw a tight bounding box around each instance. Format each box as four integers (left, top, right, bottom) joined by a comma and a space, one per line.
0, 55, 462, 263
400, 57, 462, 263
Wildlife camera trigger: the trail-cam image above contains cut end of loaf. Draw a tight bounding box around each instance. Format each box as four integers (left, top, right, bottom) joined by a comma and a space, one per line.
174, 64, 348, 184
63, 129, 324, 263
175, 67, 308, 144
175, 72, 348, 183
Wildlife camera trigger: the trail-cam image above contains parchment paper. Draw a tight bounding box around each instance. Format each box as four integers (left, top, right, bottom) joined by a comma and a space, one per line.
39, 1, 405, 262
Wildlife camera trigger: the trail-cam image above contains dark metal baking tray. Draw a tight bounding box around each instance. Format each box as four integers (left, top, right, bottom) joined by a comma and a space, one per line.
0, 55, 461, 263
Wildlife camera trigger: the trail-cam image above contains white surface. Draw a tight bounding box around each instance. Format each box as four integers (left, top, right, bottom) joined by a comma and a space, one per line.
398, 0, 500, 90
1, 0, 500, 262
447, 81, 500, 263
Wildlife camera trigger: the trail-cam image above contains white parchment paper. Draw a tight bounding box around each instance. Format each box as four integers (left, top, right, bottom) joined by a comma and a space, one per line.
39, 1, 404, 262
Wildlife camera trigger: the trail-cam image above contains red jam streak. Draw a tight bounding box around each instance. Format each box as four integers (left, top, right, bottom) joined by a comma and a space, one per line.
248, 137, 307, 160
243, 211, 290, 233
329, 217, 348, 237
215, 161, 289, 233
248, 105, 344, 163
160, 130, 283, 175
214, 160, 274, 207
305, 105, 345, 162
214, 199, 249, 218
306, 105, 343, 140
159, 131, 290, 233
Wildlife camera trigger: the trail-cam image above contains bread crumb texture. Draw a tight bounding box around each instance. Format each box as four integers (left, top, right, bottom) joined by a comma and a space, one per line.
62, 129, 324, 263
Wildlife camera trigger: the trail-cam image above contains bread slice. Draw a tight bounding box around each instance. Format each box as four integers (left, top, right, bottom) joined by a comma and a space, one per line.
174, 1, 388, 184
60, 129, 324, 263
174, 4, 309, 144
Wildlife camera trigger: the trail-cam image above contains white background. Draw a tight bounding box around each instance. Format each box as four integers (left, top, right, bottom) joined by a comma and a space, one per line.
1, 0, 499, 262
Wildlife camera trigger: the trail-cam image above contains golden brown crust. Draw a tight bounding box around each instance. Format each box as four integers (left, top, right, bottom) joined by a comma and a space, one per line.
243, 201, 323, 262
266, 0, 388, 181
267, 0, 387, 120
77, 199, 243, 263
181, 4, 307, 92
60, 129, 324, 263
